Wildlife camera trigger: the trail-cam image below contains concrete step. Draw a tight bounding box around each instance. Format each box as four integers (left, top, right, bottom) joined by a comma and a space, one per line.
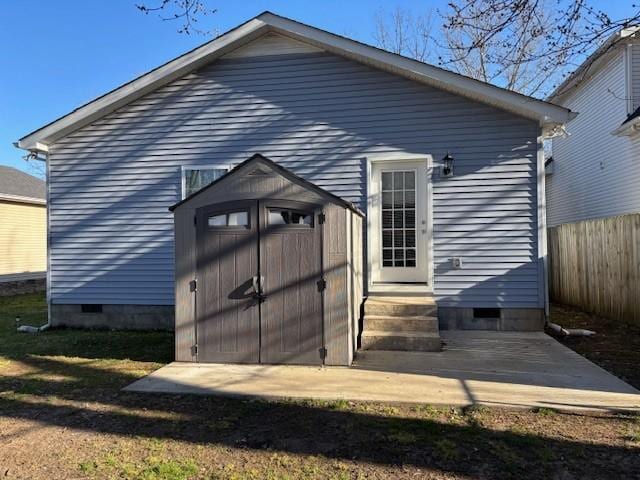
361, 331, 442, 352
365, 315, 439, 333
365, 296, 437, 317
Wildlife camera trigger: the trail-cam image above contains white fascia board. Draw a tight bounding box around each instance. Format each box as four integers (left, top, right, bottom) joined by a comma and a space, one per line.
261, 13, 574, 125
18, 18, 269, 151
0, 193, 46, 205
549, 27, 640, 104
611, 118, 640, 136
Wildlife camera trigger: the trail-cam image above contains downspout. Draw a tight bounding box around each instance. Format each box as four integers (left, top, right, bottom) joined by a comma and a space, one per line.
13, 144, 51, 333
537, 133, 595, 338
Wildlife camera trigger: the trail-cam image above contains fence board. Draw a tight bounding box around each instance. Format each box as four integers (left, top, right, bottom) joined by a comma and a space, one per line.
548, 213, 640, 324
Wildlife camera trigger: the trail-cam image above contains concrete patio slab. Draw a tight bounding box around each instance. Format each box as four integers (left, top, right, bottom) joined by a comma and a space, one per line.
125, 331, 640, 412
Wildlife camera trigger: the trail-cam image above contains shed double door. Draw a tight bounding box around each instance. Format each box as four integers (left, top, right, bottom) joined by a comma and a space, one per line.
195, 200, 324, 365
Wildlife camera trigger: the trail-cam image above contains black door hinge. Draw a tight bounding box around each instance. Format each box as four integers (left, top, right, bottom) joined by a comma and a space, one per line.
189, 279, 197, 292
194, 215, 197, 226
317, 278, 326, 292
319, 347, 327, 360
318, 212, 325, 224
191, 344, 198, 356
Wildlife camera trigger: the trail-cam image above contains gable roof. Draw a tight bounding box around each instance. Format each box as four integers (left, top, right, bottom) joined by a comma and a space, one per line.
548, 26, 640, 103
0, 165, 46, 205
18, 11, 574, 153
169, 153, 364, 215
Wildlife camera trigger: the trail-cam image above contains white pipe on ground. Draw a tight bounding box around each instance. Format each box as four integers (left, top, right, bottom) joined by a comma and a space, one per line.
547, 321, 595, 337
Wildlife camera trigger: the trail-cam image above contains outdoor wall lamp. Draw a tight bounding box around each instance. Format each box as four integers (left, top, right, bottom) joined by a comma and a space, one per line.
442, 152, 454, 177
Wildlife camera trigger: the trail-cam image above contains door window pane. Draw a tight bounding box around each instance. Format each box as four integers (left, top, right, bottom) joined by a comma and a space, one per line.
268, 209, 313, 226
380, 170, 417, 268
228, 212, 248, 226
208, 211, 249, 227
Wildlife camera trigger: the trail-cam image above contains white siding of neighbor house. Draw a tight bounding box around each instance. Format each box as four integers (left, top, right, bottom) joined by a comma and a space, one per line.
548, 48, 640, 227
632, 43, 640, 112
48, 34, 542, 308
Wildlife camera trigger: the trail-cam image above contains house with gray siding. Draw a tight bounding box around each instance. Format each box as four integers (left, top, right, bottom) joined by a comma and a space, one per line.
17, 13, 573, 365
547, 27, 640, 227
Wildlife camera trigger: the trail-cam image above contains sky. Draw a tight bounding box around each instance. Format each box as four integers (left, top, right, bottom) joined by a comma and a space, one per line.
0, 1, 636, 175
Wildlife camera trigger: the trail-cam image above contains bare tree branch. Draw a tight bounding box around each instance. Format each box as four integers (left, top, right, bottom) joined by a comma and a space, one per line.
441, 1, 640, 97
136, 0, 217, 35
373, 7, 434, 62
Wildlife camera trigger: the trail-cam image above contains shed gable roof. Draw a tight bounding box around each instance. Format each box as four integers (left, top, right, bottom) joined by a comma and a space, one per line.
169, 153, 363, 215
19, 11, 574, 152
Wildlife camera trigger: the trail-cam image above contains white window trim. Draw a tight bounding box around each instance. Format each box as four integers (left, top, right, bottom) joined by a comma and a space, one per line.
181, 164, 231, 199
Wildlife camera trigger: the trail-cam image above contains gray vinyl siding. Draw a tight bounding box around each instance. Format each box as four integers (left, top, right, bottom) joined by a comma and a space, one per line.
548, 49, 640, 227
49, 46, 541, 308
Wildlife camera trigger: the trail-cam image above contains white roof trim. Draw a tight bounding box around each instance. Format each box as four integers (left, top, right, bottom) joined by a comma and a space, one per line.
549, 26, 640, 103
0, 193, 46, 205
19, 12, 574, 152
611, 117, 640, 136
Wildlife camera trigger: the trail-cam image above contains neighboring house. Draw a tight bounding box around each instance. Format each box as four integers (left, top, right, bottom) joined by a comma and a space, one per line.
17, 13, 573, 365
547, 27, 640, 227
0, 165, 46, 283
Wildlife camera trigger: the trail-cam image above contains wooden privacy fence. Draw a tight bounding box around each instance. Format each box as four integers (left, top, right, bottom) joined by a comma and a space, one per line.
548, 213, 640, 324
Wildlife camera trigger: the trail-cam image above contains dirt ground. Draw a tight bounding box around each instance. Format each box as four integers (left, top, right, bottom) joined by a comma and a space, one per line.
1, 294, 639, 480
550, 303, 640, 390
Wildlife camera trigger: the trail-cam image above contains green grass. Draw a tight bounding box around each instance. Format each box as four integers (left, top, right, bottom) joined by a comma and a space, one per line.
0, 293, 172, 363
1, 293, 640, 480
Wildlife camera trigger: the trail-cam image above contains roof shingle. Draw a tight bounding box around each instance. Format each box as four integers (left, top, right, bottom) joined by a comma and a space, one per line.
0, 165, 45, 201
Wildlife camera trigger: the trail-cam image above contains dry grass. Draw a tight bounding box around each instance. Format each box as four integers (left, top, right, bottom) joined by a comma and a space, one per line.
1, 294, 639, 479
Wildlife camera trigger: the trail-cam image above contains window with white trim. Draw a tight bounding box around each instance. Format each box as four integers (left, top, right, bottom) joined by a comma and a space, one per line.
181, 165, 230, 199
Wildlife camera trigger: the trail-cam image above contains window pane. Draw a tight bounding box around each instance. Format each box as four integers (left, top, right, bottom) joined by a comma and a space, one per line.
393, 230, 404, 247
405, 230, 416, 247
393, 172, 403, 190
382, 192, 393, 209
381, 172, 393, 191
405, 210, 416, 228
393, 211, 403, 228
405, 171, 415, 189
228, 212, 248, 226
184, 168, 227, 198
382, 230, 392, 248
382, 210, 393, 228
268, 209, 312, 226
404, 190, 415, 208
208, 214, 226, 227
393, 191, 403, 208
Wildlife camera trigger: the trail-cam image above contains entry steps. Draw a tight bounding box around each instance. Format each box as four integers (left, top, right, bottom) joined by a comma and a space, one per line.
362, 296, 442, 352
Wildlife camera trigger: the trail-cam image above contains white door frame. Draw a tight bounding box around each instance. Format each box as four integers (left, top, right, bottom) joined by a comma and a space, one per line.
366, 153, 433, 290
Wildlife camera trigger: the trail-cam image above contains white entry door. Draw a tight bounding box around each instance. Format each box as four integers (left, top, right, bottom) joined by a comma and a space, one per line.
370, 159, 430, 284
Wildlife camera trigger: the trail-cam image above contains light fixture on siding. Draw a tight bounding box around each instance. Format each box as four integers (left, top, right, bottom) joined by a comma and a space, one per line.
442, 152, 454, 177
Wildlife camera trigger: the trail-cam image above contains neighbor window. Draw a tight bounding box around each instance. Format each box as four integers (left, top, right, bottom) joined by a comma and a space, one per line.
181, 165, 230, 199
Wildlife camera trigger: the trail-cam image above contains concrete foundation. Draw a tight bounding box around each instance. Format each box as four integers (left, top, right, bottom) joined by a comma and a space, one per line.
438, 307, 544, 331
50, 304, 174, 330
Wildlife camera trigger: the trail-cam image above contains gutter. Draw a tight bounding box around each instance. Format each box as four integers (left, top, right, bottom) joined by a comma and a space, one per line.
611, 118, 640, 136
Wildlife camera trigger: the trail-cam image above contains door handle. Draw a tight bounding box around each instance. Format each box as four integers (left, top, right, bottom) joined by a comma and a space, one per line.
251, 275, 267, 303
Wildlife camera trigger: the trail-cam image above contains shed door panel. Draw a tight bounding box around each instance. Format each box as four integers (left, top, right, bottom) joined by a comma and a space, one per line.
196, 202, 260, 363
260, 202, 324, 365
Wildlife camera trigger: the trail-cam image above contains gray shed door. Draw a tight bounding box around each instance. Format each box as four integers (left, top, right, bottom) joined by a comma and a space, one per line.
195, 200, 324, 365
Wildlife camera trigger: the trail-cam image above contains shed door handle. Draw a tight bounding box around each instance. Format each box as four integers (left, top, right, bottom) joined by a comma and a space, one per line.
251, 275, 267, 303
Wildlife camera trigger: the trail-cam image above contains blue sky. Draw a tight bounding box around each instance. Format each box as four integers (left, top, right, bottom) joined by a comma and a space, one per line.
0, 1, 636, 174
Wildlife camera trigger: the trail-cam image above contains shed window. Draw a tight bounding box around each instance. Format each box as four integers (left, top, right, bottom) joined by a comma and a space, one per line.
182, 165, 230, 199
208, 211, 249, 227
268, 208, 313, 226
